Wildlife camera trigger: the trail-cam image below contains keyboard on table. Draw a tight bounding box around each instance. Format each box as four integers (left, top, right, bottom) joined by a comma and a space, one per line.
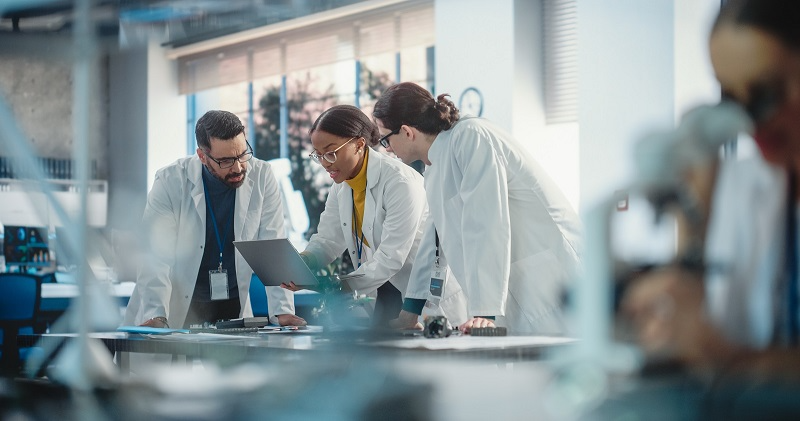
188, 327, 260, 334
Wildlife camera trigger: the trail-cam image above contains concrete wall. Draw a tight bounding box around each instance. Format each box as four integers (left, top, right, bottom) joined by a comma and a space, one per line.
109, 45, 149, 230
0, 39, 186, 231
0, 54, 109, 178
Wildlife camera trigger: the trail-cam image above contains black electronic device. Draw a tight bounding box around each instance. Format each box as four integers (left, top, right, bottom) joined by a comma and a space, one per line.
469, 327, 508, 337
214, 317, 270, 329
3, 225, 50, 268
423, 315, 452, 338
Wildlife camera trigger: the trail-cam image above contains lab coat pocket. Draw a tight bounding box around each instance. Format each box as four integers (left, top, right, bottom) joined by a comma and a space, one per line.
507, 250, 565, 327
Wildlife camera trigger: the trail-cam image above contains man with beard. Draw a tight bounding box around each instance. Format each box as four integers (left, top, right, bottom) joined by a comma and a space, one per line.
124, 110, 306, 329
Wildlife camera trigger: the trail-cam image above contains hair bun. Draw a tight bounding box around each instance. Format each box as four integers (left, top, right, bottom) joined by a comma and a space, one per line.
434, 93, 460, 131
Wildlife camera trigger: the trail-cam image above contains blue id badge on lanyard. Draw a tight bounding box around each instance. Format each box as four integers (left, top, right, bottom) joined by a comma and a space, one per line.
209, 267, 229, 300
426, 253, 449, 312
202, 180, 233, 301
426, 229, 447, 311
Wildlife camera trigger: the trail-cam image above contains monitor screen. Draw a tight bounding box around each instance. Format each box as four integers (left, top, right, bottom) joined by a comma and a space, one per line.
3, 225, 50, 267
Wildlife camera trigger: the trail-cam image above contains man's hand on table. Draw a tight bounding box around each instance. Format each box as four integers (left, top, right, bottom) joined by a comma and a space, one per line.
140, 316, 168, 328
389, 310, 424, 330
275, 314, 307, 326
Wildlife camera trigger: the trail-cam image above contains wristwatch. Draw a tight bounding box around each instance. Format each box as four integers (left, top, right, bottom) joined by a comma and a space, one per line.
151, 316, 169, 328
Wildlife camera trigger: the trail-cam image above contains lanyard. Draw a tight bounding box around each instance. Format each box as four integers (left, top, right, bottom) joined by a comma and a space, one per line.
786, 169, 798, 345
352, 190, 365, 268
434, 229, 440, 267
203, 180, 234, 271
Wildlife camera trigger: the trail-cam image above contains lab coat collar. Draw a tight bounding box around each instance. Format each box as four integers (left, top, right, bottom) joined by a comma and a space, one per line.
339, 148, 385, 248
187, 155, 254, 241
234, 165, 254, 241
365, 147, 384, 192
189, 156, 206, 226
426, 117, 472, 171
427, 125, 452, 168
362, 148, 383, 245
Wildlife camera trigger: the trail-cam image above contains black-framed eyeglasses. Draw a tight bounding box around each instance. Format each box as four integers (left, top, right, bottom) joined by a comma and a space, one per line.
723, 79, 786, 125
204, 140, 254, 169
378, 129, 400, 149
309, 136, 357, 164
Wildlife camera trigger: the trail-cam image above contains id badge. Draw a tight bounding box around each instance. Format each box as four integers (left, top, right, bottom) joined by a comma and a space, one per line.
425, 257, 449, 311
209, 269, 229, 300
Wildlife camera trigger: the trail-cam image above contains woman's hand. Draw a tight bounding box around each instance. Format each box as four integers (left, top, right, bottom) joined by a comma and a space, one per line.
281, 281, 324, 293
459, 317, 495, 334
274, 314, 307, 326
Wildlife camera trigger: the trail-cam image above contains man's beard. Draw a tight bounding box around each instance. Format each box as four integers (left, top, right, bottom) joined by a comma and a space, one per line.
207, 165, 247, 189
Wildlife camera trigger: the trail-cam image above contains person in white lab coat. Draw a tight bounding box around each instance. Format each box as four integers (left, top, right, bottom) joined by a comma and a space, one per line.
281, 105, 466, 325
373, 82, 582, 335
124, 110, 305, 329
622, 0, 800, 380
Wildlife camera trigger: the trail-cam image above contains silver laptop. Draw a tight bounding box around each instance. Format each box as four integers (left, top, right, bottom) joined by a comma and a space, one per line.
233, 238, 319, 287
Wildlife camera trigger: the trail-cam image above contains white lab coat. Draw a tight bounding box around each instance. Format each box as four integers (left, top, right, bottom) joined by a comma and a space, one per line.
419, 117, 582, 335
404, 216, 469, 326
123, 155, 293, 328
704, 156, 788, 348
302, 148, 429, 301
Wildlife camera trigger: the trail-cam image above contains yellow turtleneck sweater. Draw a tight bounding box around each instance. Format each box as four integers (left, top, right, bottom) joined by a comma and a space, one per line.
345, 148, 370, 248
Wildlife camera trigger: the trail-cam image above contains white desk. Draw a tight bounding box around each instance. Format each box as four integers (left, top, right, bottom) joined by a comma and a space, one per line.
38, 281, 134, 322
40, 281, 135, 299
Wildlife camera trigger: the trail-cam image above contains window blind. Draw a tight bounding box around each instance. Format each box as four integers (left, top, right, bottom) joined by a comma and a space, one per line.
177, 0, 433, 95
543, 0, 578, 124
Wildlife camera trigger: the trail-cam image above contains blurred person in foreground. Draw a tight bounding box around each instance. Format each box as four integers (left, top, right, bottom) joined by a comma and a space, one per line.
623, 0, 800, 382
124, 110, 305, 329
373, 82, 581, 335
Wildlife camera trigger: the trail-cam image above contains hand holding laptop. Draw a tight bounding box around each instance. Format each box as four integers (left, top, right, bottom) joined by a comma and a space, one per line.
281, 281, 322, 293
281, 273, 365, 293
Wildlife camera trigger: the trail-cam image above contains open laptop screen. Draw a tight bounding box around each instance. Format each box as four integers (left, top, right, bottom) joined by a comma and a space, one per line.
233, 238, 319, 287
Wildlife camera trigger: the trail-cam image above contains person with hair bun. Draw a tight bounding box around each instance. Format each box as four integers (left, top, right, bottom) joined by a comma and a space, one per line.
374, 82, 581, 335
282, 105, 467, 326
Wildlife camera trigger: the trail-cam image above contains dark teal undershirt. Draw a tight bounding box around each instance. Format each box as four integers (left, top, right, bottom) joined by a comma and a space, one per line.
401, 297, 495, 320
402, 298, 426, 315
192, 166, 239, 302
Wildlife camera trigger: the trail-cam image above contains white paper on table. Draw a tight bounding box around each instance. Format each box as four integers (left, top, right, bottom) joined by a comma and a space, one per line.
368, 335, 576, 350
147, 332, 254, 341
